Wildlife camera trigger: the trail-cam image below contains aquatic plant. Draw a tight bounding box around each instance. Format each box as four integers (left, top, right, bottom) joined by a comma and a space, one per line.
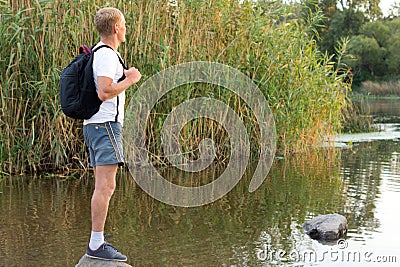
0, 0, 350, 174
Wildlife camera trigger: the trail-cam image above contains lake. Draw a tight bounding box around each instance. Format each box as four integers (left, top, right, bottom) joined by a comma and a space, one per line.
1, 98, 399, 267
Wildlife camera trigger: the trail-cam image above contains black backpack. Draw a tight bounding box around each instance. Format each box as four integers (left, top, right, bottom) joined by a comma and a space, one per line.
59, 45, 126, 120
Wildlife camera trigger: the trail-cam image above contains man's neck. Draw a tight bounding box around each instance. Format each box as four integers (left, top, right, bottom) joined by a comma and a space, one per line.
100, 36, 119, 50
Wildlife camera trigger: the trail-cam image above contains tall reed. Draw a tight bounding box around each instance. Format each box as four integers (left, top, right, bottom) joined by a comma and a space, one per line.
359, 80, 400, 97
0, 0, 350, 174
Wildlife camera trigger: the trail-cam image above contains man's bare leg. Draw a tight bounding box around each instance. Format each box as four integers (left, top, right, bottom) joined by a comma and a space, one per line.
86, 163, 126, 261
91, 164, 118, 232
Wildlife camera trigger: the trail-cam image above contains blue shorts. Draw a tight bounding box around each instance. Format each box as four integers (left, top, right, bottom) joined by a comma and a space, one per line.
83, 122, 124, 167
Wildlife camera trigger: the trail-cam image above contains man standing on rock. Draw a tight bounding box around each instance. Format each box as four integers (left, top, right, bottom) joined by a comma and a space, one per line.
83, 7, 141, 261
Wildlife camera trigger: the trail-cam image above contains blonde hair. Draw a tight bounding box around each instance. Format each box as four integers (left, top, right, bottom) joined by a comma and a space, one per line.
94, 7, 123, 37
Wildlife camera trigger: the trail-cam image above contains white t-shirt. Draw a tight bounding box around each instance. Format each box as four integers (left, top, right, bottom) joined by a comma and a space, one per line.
83, 41, 125, 126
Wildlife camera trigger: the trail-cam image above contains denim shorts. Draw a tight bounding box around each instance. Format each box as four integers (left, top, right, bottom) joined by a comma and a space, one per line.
83, 122, 124, 167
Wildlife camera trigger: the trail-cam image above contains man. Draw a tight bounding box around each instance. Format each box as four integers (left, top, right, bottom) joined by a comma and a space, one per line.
83, 7, 141, 261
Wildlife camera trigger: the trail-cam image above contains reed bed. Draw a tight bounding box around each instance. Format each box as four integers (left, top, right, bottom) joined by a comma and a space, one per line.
0, 0, 350, 174
359, 80, 400, 97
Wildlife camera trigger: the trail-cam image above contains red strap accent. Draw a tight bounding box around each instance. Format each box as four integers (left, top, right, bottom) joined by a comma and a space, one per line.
78, 45, 91, 55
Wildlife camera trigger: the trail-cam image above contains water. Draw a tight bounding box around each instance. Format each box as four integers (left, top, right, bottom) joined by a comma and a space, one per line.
1, 99, 400, 267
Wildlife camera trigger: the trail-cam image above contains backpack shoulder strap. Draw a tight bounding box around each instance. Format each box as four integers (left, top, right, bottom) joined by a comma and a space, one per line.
91, 44, 111, 53
92, 45, 127, 69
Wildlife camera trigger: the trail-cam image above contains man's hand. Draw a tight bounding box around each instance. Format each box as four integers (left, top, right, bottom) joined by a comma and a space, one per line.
124, 67, 141, 85
97, 67, 142, 101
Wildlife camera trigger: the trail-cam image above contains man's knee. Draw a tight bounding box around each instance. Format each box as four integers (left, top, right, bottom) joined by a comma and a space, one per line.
96, 182, 116, 198
94, 164, 118, 196
108, 182, 116, 195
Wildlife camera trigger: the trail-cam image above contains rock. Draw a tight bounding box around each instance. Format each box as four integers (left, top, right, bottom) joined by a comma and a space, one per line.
303, 213, 348, 241
75, 255, 133, 267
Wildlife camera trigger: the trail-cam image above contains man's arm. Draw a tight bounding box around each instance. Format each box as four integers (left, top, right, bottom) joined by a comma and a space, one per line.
97, 67, 141, 101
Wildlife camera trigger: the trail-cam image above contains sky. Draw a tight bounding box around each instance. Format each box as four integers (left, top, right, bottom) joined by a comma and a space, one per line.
379, 0, 397, 15
283, 0, 398, 16
281, 0, 398, 17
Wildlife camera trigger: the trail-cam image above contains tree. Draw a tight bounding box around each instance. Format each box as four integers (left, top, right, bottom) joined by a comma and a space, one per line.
316, 0, 382, 56
338, 0, 382, 18
319, 8, 366, 55
346, 18, 400, 84
387, 35, 400, 74
386, 19, 400, 75
359, 20, 391, 47
348, 35, 385, 78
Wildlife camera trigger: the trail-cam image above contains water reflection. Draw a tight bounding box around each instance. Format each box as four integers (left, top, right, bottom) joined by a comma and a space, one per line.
102, 156, 339, 266
358, 98, 400, 118
0, 176, 94, 266
1, 141, 399, 266
1, 152, 346, 266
